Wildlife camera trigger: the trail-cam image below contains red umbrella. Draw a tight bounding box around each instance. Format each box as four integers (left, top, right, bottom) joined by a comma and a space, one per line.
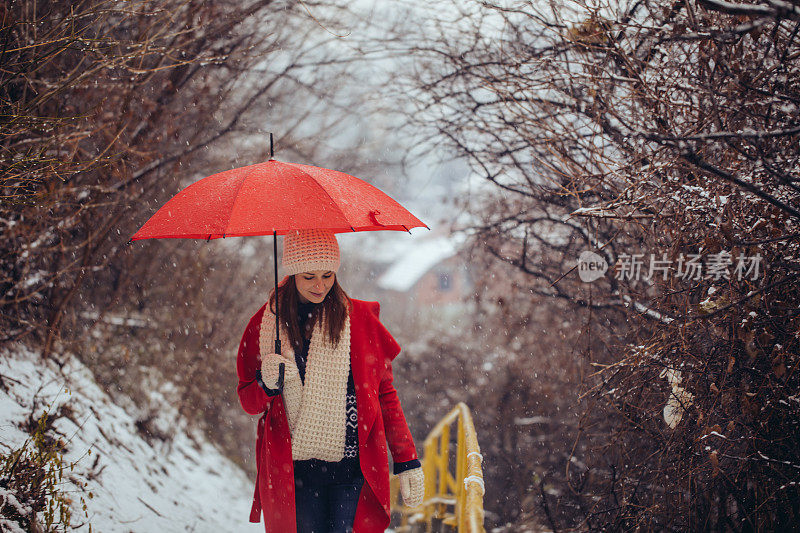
130, 159, 426, 240
130, 155, 427, 367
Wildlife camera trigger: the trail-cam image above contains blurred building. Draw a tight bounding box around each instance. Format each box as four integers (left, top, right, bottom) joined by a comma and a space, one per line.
376, 233, 471, 310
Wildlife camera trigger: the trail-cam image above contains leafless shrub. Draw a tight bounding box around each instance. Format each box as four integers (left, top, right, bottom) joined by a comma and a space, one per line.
391, 0, 800, 529
1, 409, 89, 531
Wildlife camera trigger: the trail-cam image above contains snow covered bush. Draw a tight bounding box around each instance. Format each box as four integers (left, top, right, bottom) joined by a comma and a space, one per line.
0, 411, 90, 532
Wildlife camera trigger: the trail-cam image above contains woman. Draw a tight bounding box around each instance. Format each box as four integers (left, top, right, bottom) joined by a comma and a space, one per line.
236, 229, 425, 533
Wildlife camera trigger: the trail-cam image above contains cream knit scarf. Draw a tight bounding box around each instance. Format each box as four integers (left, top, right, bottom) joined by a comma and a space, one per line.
259, 305, 351, 462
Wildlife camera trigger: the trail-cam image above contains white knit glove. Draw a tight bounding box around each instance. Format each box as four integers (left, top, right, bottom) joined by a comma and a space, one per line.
398, 467, 424, 507
260, 353, 299, 390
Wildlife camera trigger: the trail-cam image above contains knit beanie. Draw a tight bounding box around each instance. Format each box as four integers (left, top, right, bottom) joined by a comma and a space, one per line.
282, 229, 340, 275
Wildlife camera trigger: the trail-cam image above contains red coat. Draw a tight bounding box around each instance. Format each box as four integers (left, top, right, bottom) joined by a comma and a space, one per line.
237, 298, 419, 533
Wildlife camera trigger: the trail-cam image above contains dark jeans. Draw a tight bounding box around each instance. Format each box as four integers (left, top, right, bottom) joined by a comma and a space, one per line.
294, 465, 364, 533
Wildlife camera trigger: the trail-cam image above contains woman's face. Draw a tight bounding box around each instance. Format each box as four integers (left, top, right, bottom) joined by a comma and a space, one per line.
295, 270, 335, 304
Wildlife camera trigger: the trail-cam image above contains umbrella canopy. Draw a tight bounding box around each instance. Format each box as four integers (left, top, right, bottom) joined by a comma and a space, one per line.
130, 159, 427, 240
130, 157, 427, 370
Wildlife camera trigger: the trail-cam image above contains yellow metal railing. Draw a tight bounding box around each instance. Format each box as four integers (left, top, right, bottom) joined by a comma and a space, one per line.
390, 402, 485, 532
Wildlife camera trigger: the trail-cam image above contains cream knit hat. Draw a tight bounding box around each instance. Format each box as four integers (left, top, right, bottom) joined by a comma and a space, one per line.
282, 229, 340, 275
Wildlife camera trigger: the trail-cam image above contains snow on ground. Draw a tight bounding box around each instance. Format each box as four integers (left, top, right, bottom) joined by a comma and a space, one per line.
0, 346, 263, 532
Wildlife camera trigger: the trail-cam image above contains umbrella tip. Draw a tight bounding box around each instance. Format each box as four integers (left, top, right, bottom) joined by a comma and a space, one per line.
269, 132, 274, 159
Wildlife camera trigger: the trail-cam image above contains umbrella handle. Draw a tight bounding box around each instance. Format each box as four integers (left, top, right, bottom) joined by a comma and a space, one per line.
276, 362, 285, 390
259, 362, 285, 396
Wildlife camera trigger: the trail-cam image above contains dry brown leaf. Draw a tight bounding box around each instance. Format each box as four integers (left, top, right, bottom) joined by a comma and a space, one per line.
710, 450, 720, 477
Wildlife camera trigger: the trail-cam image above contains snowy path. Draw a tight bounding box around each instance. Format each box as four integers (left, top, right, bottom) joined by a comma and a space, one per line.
0, 347, 263, 532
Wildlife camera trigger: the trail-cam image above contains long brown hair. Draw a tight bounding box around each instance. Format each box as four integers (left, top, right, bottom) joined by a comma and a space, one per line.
268, 275, 351, 352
